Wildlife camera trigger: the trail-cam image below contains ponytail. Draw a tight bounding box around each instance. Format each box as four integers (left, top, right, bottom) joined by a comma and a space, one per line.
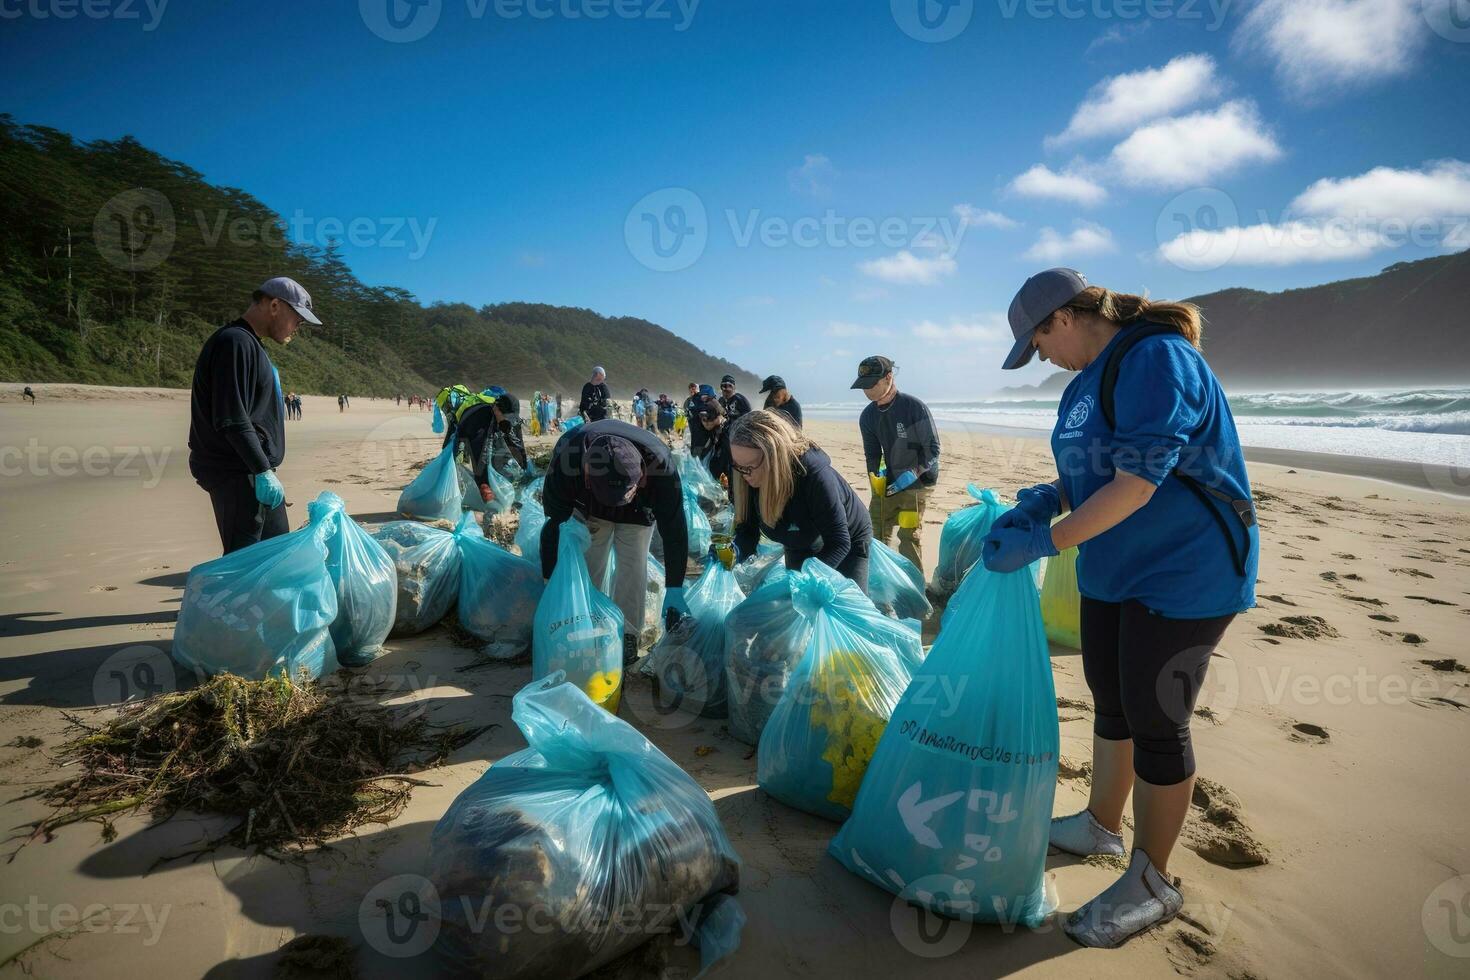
1063, 286, 1203, 349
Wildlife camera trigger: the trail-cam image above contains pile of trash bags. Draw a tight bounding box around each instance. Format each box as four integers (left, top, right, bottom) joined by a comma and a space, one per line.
639, 560, 746, 718
683, 485, 713, 560
866, 541, 932, 622
533, 519, 625, 712
398, 443, 462, 524
429, 673, 744, 980
830, 563, 1058, 926
932, 485, 1006, 600
370, 518, 469, 636
1041, 546, 1082, 648
457, 519, 546, 660
752, 561, 925, 821
175, 492, 395, 680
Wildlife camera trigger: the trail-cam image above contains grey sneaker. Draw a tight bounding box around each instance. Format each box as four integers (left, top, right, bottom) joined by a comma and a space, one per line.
1050, 809, 1126, 857
1064, 849, 1183, 949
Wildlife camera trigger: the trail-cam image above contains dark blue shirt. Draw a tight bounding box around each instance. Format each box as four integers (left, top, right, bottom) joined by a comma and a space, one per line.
1053, 327, 1257, 618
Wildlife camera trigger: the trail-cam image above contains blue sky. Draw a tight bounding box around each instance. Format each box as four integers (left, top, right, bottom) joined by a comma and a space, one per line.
4, 0, 1468, 400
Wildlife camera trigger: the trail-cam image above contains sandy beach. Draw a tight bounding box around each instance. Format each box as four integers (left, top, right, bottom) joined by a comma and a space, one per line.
2, 386, 1468, 979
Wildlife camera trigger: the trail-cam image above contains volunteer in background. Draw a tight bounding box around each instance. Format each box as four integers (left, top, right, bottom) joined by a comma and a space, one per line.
452, 392, 528, 503
579, 366, 612, 422
540, 419, 691, 666
718, 374, 752, 424
188, 276, 319, 554
759, 375, 803, 428
982, 267, 1257, 950
22, 385, 36, 405
695, 398, 734, 498
435, 384, 473, 442
729, 410, 872, 592
853, 355, 940, 572
683, 382, 706, 454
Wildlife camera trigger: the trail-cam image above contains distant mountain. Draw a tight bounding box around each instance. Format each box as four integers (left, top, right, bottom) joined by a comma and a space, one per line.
988, 250, 1470, 398
0, 117, 757, 397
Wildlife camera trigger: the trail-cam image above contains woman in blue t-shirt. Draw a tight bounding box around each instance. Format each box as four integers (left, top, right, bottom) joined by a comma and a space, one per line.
982, 268, 1258, 950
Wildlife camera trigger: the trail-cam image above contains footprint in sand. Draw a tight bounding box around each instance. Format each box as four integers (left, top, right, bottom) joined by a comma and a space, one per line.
1391, 567, 1434, 579
1289, 722, 1329, 744
1375, 630, 1428, 644
1333, 552, 1357, 560
1259, 615, 1340, 640
1182, 777, 1269, 867
1404, 595, 1457, 606
88, 585, 119, 593
1419, 659, 1469, 674
1368, 613, 1399, 622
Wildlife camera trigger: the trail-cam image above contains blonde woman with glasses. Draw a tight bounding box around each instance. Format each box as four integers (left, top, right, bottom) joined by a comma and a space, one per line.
728, 410, 873, 592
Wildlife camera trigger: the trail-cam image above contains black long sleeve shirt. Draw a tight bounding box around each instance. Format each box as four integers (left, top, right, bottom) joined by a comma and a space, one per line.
454, 404, 528, 483
734, 447, 871, 570
579, 381, 612, 421
859, 391, 940, 485
188, 320, 285, 489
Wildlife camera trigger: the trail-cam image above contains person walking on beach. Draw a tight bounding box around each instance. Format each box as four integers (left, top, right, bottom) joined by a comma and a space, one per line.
188, 276, 319, 554
718, 374, 751, 425
21, 386, 36, 405
759, 375, 802, 429
981, 268, 1258, 949
730, 410, 873, 592
540, 419, 691, 666
580, 367, 612, 422
853, 355, 940, 573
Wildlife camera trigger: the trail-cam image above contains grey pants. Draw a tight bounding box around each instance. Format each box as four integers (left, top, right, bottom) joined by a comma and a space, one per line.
583, 516, 656, 640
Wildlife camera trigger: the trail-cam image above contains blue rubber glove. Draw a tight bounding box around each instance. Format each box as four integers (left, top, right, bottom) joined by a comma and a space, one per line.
1015, 482, 1062, 523
981, 511, 1058, 573
254, 470, 285, 509
663, 585, 691, 630
886, 469, 919, 497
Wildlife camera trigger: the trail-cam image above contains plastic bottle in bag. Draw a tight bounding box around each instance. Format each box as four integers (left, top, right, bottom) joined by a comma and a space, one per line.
369, 521, 462, 636
306, 492, 396, 667
532, 519, 625, 712
1040, 546, 1082, 648
639, 560, 746, 718
829, 564, 1058, 927
428, 673, 744, 980
456, 513, 546, 659
398, 442, 463, 523
173, 521, 339, 681
756, 560, 924, 821
867, 540, 933, 623
932, 486, 1007, 599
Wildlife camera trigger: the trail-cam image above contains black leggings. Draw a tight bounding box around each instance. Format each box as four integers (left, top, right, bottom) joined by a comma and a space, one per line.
1080, 597, 1235, 786
206, 475, 288, 555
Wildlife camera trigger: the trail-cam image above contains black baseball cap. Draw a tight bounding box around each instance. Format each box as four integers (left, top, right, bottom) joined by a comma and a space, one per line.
759, 375, 785, 393
583, 434, 642, 506
850, 355, 894, 389
720, 374, 736, 386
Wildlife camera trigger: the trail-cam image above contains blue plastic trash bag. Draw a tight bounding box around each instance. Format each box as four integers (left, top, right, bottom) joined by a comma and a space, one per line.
562, 414, 584, 431
514, 495, 547, 559
306, 492, 396, 667
868, 540, 932, 623
755, 561, 924, 819
600, 552, 668, 650
533, 519, 625, 712
398, 443, 463, 523
732, 551, 781, 594
456, 513, 546, 659
683, 485, 713, 559
830, 564, 1058, 927
724, 566, 804, 745
640, 560, 746, 718
428, 673, 743, 980
369, 521, 461, 636
431, 402, 445, 433
173, 521, 338, 681
933, 485, 1007, 599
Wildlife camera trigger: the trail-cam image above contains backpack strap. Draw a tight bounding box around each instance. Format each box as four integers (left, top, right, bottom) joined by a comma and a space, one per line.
1098, 323, 1255, 578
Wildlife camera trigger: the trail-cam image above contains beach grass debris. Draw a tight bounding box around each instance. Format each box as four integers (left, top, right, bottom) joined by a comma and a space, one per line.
18, 671, 491, 859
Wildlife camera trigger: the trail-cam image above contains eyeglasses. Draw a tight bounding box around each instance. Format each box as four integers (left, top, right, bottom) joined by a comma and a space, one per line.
730, 454, 764, 476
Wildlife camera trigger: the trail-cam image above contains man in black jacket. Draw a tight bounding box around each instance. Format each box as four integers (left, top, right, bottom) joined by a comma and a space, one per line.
452, 392, 527, 504
541, 419, 690, 665
694, 398, 734, 500
853, 355, 941, 572
718, 374, 751, 424
579, 366, 611, 422
188, 277, 319, 554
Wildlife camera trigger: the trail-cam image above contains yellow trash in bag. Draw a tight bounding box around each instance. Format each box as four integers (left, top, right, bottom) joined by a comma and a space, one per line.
1040, 546, 1081, 648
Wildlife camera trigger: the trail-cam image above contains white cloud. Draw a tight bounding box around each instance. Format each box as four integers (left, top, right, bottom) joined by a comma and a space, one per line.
1290, 160, 1470, 224
910, 315, 1009, 347
1234, 0, 1424, 100
1024, 221, 1116, 262
857, 250, 957, 285
825, 321, 891, 338
852, 286, 889, 302
1048, 54, 1222, 145
1109, 100, 1281, 189
1008, 164, 1108, 206
788, 153, 836, 197
1158, 220, 1390, 267
953, 203, 1019, 229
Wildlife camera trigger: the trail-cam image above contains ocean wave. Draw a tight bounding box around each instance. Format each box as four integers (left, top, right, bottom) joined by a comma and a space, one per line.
1235, 411, 1470, 436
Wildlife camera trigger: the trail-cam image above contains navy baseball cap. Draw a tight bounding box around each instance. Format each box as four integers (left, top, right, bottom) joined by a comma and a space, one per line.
584, 434, 642, 506
759, 375, 785, 393
850, 355, 893, 390
1003, 268, 1088, 370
